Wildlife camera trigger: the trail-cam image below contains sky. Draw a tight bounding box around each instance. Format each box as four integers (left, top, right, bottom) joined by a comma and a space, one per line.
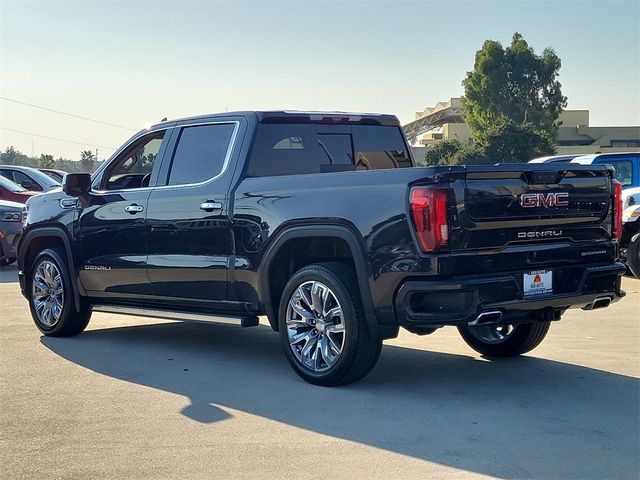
0, 0, 639, 160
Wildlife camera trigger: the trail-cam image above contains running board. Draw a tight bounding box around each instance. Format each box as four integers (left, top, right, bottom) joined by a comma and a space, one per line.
91, 305, 260, 328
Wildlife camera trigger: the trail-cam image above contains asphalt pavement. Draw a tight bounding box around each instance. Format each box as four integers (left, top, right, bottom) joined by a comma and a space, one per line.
1, 264, 638, 479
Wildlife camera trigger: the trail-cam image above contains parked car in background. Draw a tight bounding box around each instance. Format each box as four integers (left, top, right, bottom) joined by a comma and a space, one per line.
39, 168, 67, 183
0, 175, 39, 203
528, 154, 583, 163
621, 187, 640, 278
0, 200, 23, 266
0, 165, 62, 192
571, 152, 640, 189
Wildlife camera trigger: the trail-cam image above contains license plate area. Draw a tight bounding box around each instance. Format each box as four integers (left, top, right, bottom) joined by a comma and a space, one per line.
523, 270, 553, 297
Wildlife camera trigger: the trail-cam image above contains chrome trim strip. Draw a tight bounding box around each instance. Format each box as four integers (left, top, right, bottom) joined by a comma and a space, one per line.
91, 304, 246, 326
90, 120, 240, 194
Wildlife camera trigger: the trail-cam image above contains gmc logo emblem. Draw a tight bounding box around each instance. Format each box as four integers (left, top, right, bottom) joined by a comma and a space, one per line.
519, 192, 569, 208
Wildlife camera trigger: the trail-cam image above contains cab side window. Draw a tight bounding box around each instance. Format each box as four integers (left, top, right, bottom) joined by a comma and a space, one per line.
166, 123, 236, 186
101, 132, 165, 190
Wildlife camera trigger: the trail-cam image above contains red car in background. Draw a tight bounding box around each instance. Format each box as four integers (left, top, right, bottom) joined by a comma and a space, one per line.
0, 175, 39, 203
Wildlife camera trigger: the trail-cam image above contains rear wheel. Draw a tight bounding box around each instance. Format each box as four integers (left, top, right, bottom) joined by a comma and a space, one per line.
278, 263, 382, 386
627, 233, 640, 279
28, 248, 91, 337
457, 321, 551, 357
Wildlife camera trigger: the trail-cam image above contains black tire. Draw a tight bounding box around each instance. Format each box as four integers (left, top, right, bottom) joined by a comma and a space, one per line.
27, 248, 91, 337
457, 321, 551, 357
278, 262, 382, 386
627, 233, 640, 279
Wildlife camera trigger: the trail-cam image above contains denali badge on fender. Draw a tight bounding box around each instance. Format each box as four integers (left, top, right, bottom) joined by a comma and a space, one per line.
520, 192, 569, 208
518, 230, 563, 239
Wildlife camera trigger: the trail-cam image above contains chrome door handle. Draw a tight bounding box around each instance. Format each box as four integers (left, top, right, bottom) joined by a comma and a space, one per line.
200, 201, 222, 212
124, 204, 144, 214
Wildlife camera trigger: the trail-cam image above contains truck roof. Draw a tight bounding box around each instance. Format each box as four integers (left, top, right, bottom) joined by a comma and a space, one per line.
150, 110, 401, 129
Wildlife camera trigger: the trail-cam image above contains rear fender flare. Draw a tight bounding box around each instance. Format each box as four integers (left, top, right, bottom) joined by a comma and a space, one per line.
259, 225, 379, 337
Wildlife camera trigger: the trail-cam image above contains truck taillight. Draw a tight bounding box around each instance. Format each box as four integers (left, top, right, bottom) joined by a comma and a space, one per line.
410, 186, 449, 252
613, 180, 623, 240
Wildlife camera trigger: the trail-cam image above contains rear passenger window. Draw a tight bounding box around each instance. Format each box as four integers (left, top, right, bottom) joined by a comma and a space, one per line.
247, 124, 411, 177
168, 123, 235, 185
247, 124, 325, 177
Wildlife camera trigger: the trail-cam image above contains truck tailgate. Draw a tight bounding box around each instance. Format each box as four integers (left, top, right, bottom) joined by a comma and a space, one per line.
448, 164, 616, 275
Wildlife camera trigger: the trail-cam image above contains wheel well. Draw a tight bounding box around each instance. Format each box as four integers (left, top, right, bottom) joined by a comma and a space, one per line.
24, 235, 65, 272
267, 236, 356, 330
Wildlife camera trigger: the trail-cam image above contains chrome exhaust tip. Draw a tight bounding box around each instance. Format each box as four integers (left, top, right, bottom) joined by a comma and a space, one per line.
469, 310, 503, 326
582, 296, 612, 311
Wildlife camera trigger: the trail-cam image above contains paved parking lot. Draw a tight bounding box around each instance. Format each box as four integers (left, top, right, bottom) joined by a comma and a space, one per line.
1, 264, 638, 479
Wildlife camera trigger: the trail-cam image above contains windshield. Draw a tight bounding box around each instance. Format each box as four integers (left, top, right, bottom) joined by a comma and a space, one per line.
0, 175, 26, 192
25, 168, 62, 187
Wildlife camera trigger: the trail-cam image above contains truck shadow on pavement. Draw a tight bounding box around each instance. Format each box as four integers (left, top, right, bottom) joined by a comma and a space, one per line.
42, 321, 639, 480
0, 265, 19, 283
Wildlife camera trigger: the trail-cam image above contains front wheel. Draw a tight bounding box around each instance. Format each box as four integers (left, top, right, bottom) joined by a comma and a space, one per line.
28, 248, 91, 337
278, 263, 382, 386
457, 321, 551, 357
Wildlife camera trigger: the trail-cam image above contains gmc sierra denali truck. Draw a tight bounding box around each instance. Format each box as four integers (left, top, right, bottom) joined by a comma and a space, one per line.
18, 111, 626, 386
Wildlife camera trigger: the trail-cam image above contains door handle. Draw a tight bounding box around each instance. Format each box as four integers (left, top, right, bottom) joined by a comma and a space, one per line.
200, 201, 222, 212
125, 204, 144, 214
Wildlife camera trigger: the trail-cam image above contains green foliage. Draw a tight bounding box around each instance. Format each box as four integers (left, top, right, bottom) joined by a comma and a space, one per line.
472, 120, 556, 164
79, 150, 96, 172
462, 32, 567, 140
1, 146, 33, 167
38, 154, 55, 169
421, 140, 464, 166
422, 121, 556, 166
0, 146, 103, 173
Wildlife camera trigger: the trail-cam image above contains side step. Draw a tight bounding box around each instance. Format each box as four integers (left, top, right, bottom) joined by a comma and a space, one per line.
91, 305, 260, 328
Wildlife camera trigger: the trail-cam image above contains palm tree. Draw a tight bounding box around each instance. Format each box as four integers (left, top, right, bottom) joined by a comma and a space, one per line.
79, 150, 96, 172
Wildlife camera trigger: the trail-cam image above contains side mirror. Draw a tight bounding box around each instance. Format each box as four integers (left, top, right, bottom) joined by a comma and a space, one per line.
63, 173, 92, 197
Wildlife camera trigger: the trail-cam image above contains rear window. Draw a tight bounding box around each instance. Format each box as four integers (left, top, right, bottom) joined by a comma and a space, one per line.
247, 124, 412, 177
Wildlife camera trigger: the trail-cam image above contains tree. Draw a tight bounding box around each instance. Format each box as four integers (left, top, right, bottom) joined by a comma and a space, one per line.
473, 120, 556, 164
462, 32, 567, 140
0, 146, 30, 166
80, 150, 96, 172
38, 154, 55, 169
421, 140, 464, 166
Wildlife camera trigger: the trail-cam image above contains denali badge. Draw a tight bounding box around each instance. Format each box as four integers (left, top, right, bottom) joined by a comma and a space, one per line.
518, 230, 563, 239
520, 192, 569, 208
84, 265, 112, 271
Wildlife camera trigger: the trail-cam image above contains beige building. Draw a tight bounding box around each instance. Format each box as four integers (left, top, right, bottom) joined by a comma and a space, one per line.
412, 98, 640, 155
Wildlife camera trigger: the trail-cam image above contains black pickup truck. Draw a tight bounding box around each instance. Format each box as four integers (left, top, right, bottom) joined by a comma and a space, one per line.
18, 111, 626, 385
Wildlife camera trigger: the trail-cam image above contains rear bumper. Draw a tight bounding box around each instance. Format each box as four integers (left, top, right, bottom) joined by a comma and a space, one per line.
394, 262, 626, 327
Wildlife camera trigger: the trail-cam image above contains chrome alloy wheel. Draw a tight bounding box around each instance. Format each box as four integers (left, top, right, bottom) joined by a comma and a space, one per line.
31, 260, 64, 328
468, 324, 515, 344
286, 280, 345, 372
